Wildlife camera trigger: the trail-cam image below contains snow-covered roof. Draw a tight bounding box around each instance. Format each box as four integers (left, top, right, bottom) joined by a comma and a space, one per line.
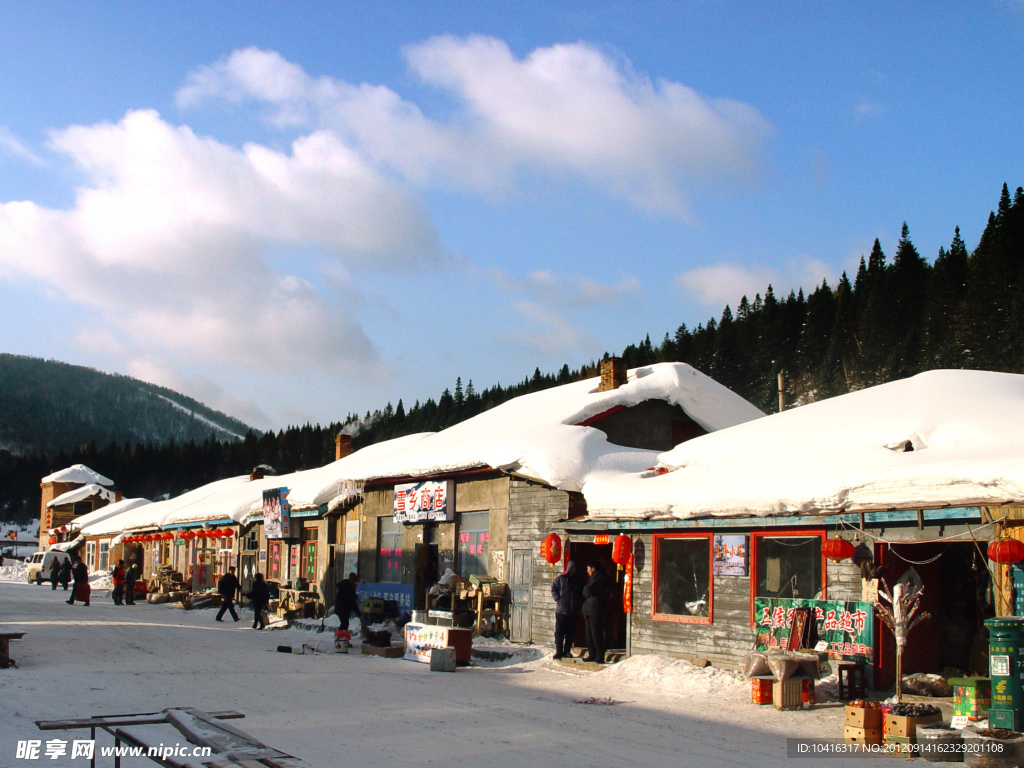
46, 483, 117, 509
71, 497, 151, 533
317, 363, 762, 493
41, 464, 113, 486
584, 370, 1024, 521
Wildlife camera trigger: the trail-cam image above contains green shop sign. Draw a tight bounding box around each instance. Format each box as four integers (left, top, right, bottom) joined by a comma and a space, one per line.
754, 597, 874, 662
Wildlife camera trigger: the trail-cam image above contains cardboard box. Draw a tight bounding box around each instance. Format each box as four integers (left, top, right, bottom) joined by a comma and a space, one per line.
843, 726, 882, 745
950, 677, 991, 721
883, 712, 942, 739
773, 677, 804, 710
882, 734, 918, 754
844, 706, 883, 729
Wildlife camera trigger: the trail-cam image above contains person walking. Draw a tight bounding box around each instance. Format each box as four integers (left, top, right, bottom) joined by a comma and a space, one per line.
215, 566, 241, 622
551, 560, 583, 660
58, 559, 72, 591
66, 557, 90, 606
581, 560, 609, 664
247, 573, 270, 630
124, 563, 138, 605
111, 560, 126, 605
49, 557, 60, 590
333, 572, 361, 634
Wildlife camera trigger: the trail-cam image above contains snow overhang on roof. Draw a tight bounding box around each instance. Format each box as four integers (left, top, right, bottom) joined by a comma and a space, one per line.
583, 369, 1024, 521
70, 498, 151, 532
41, 464, 113, 487
47, 484, 117, 509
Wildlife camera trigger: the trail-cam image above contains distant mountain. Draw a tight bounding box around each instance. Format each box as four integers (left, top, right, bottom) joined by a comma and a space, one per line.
0, 354, 256, 455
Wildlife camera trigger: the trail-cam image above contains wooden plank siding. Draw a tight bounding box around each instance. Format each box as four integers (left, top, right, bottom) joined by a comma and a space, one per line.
508, 478, 571, 645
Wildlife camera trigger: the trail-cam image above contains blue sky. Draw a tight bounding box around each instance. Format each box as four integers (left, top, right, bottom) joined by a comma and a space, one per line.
1, 2, 1022, 430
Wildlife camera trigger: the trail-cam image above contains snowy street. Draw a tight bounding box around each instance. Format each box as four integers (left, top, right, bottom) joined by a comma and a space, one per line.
0, 580, 900, 768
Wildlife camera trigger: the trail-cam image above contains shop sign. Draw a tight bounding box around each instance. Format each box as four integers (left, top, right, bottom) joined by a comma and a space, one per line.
342, 519, 360, 576
404, 623, 454, 663
263, 487, 291, 539
754, 597, 874, 662
356, 583, 414, 612
393, 480, 453, 523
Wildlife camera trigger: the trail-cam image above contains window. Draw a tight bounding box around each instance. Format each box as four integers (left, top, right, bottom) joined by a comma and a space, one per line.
99, 541, 109, 572
86, 541, 96, 571
268, 541, 284, 581
652, 534, 712, 624
378, 517, 402, 583
457, 511, 490, 578
752, 532, 825, 602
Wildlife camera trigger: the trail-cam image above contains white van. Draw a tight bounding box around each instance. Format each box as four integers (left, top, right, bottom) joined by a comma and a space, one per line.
26, 550, 72, 585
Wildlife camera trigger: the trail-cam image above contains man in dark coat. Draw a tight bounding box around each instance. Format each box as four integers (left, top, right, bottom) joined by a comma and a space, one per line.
49, 557, 61, 590
334, 572, 361, 633
550, 560, 583, 660
66, 557, 90, 606
216, 566, 240, 622
247, 572, 270, 630
111, 560, 126, 605
58, 559, 72, 591
124, 563, 137, 604
581, 560, 609, 664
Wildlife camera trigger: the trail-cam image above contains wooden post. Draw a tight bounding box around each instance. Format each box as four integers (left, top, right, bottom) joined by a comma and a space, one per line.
777, 372, 785, 413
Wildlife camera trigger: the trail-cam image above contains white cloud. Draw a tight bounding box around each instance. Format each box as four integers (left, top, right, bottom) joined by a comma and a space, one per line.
0, 126, 44, 165
0, 108, 439, 380
177, 39, 771, 218
490, 266, 640, 307
507, 300, 599, 356
676, 257, 835, 310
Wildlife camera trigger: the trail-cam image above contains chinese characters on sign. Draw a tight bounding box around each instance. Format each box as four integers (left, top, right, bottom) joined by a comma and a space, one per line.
713, 534, 748, 576
393, 480, 454, 523
754, 597, 874, 661
357, 583, 414, 612
404, 622, 455, 663
263, 487, 291, 539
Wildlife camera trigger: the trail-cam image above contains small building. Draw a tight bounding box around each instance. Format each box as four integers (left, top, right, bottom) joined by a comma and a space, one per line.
566, 369, 1024, 686
39, 464, 116, 548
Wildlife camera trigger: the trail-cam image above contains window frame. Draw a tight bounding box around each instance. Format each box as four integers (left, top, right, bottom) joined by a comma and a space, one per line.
377, 516, 403, 583
456, 510, 490, 578
749, 529, 826, 625
651, 532, 714, 625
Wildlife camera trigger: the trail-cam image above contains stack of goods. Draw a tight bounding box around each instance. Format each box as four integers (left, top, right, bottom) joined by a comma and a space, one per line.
949, 677, 992, 722
882, 702, 942, 753
844, 700, 883, 745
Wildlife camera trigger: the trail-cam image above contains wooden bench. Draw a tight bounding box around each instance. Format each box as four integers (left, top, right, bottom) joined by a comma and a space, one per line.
0, 629, 26, 668
37, 708, 308, 768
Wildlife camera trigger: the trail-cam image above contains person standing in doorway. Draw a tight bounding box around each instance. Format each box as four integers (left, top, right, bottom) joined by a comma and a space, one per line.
66, 557, 90, 606
334, 572, 361, 634
551, 560, 583, 660
216, 566, 241, 622
247, 573, 270, 630
581, 560, 608, 664
111, 560, 126, 605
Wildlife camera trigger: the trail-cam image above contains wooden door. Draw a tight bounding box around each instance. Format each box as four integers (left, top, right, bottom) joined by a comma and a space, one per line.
510, 548, 532, 643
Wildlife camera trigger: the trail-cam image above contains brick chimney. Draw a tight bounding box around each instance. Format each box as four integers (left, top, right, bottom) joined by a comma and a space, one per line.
598, 357, 627, 391
336, 433, 353, 461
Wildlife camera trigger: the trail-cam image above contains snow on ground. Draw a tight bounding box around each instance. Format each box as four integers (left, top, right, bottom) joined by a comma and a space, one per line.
0, 581, 896, 768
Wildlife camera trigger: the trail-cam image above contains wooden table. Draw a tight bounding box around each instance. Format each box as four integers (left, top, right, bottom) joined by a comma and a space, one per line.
0, 629, 26, 668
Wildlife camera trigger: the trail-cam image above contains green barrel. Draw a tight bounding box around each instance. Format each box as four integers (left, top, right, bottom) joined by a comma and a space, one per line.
985, 617, 1024, 730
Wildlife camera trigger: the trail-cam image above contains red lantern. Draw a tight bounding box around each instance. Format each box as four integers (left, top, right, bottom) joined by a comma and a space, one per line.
821, 536, 856, 562
989, 537, 1024, 563
612, 534, 631, 565
181, 531, 196, 541
221, 529, 233, 537
48, 536, 56, 545
162, 532, 173, 540
541, 533, 561, 565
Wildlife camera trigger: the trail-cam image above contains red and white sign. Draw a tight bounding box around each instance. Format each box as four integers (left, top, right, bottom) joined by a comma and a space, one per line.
393, 480, 454, 523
